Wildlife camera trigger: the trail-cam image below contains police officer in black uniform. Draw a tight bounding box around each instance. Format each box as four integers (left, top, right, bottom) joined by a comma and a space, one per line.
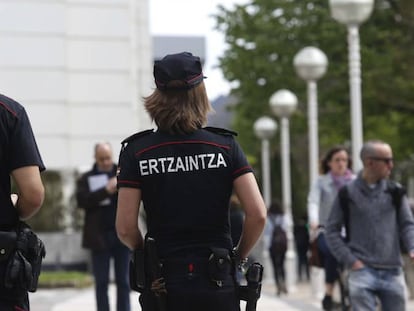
0, 93, 45, 310
116, 52, 266, 311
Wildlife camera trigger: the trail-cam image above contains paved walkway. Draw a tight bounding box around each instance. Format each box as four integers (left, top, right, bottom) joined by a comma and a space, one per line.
29, 280, 414, 311
30, 280, 320, 311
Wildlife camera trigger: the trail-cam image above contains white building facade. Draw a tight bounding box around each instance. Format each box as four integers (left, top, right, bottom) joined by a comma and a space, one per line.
0, 0, 152, 170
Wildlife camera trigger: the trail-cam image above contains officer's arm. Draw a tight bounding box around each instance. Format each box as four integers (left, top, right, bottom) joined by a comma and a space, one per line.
11, 165, 45, 220
233, 172, 267, 259
116, 187, 144, 250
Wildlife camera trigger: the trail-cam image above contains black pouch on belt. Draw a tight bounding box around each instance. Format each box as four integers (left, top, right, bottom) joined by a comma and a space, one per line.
208, 247, 232, 287
0, 231, 17, 263
3, 222, 46, 293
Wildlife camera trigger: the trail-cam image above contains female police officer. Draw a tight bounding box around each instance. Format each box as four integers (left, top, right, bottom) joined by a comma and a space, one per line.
116, 52, 266, 311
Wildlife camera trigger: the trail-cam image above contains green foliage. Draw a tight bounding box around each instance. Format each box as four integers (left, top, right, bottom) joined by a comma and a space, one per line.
12, 170, 82, 232
38, 270, 93, 288
25, 171, 65, 231
214, 0, 414, 217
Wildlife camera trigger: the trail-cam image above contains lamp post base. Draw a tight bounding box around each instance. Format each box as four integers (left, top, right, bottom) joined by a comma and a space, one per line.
285, 248, 297, 293
310, 267, 325, 299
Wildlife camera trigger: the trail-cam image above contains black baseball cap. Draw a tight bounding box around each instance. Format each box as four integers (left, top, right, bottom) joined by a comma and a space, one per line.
154, 52, 206, 90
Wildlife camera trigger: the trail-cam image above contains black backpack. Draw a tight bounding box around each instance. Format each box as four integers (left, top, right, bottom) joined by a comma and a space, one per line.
339, 180, 406, 244
270, 220, 287, 253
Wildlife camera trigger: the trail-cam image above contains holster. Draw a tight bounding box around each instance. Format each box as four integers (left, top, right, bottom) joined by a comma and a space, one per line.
145, 237, 167, 311
2, 222, 46, 293
129, 248, 145, 292
238, 262, 263, 311
129, 237, 167, 311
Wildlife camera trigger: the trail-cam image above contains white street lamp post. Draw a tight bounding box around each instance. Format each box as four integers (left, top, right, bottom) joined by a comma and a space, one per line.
254, 116, 278, 208
293, 46, 328, 186
329, 0, 374, 172
269, 89, 298, 292
293, 46, 328, 298
253, 116, 277, 284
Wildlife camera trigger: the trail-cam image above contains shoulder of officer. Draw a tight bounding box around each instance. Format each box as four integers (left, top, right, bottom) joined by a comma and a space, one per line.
121, 129, 154, 144
203, 126, 238, 136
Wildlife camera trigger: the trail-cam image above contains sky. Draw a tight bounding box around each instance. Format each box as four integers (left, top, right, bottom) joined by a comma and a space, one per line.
149, 0, 247, 100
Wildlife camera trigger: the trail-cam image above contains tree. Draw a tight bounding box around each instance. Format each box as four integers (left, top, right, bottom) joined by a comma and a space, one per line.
214, 0, 414, 216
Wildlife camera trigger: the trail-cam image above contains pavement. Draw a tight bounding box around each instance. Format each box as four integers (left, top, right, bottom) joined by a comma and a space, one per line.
28, 279, 414, 311
28, 278, 414, 311
29, 280, 318, 311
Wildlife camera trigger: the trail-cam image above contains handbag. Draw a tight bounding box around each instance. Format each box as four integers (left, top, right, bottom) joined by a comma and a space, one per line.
309, 238, 323, 268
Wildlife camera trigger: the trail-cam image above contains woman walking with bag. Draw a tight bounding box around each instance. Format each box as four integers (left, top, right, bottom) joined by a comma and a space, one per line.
307, 145, 354, 310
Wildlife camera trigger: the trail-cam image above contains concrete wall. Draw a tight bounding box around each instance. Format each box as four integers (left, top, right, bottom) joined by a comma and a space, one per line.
0, 0, 152, 170
39, 231, 90, 270
0, 0, 210, 271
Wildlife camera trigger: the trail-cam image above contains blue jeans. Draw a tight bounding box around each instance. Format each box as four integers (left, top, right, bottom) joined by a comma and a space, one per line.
317, 233, 339, 283
348, 266, 406, 311
91, 234, 131, 311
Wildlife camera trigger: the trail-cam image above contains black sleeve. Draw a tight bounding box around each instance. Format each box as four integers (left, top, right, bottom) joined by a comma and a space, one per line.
231, 138, 253, 180
9, 106, 45, 172
117, 143, 141, 189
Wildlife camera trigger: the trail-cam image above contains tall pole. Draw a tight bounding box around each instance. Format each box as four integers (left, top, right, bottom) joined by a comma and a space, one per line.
269, 89, 297, 292
253, 116, 277, 283
348, 24, 363, 172
307, 80, 325, 298
294, 46, 328, 298
254, 116, 277, 208
261, 139, 271, 208
307, 80, 319, 185
280, 117, 296, 291
328, 0, 374, 171
293, 46, 327, 185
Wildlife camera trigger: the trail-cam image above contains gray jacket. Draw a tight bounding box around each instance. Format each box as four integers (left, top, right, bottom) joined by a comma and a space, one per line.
308, 173, 343, 227
326, 173, 414, 269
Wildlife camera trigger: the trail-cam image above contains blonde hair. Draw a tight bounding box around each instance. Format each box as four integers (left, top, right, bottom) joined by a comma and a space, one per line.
144, 81, 212, 135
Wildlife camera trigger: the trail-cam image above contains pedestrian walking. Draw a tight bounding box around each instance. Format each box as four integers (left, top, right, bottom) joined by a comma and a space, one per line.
326, 140, 414, 311
307, 145, 354, 310
267, 200, 288, 296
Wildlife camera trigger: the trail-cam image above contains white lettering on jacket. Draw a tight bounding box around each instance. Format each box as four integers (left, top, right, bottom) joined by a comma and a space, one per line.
139, 153, 227, 176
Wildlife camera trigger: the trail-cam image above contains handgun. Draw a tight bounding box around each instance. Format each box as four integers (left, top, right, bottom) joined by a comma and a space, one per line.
238, 262, 263, 311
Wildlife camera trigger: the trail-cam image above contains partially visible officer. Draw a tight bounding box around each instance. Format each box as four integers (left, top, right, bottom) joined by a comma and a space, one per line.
0, 93, 45, 310
76, 142, 130, 311
116, 52, 267, 311
326, 140, 414, 311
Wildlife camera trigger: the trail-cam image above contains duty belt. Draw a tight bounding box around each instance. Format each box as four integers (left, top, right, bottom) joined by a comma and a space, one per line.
161, 257, 210, 277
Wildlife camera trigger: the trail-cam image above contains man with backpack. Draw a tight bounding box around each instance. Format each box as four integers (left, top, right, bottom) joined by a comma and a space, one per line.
326, 140, 414, 311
